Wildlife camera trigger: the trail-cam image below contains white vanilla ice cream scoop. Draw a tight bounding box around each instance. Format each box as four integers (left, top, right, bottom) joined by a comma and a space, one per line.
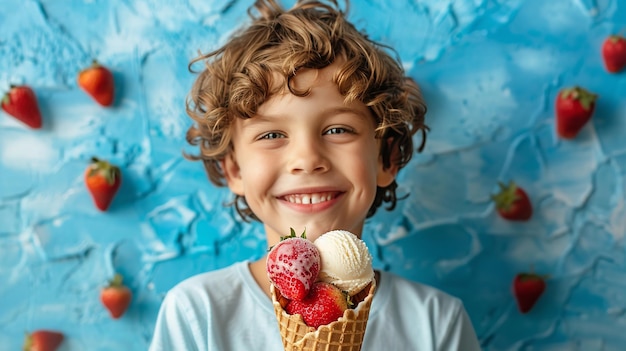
313, 230, 374, 296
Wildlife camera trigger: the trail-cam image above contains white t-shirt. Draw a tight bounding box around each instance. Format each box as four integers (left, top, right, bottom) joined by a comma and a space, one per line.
149, 261, 481, 351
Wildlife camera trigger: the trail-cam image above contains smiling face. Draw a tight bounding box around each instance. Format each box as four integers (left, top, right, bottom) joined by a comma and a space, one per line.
221, 61, 398, 246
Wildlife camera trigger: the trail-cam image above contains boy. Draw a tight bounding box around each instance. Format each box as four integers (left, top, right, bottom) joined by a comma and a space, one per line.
150, 0, 481, 350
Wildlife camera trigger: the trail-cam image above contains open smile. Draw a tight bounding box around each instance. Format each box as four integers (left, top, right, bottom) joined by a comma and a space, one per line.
281, 192, 341, 205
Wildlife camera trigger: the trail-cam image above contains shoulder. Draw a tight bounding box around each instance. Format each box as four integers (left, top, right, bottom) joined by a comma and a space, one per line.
380, 271, 463, 311
163, 261, 250, 313
151, 261, 284, 350
150, 261, 260, 350
174, 262, 245, 293
152, 262, 251, 337
368, 272, 480, 351
370, 271, 481, 350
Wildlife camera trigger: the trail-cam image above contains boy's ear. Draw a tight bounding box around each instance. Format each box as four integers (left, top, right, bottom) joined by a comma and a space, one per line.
220, 153, 245, 196
377, 161, 399, 188
376, 138, 400, 188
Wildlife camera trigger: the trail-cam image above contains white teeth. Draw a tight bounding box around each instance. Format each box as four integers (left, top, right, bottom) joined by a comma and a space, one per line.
286, 193, 332, 204
310, 194, 320, 204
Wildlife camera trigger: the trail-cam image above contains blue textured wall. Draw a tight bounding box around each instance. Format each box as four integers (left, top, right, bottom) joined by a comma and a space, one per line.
2, 0, 626, 350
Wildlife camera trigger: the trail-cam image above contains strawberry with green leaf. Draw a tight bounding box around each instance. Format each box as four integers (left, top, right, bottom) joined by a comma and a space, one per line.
492, 181, 532, 221
555, 86, 597, 139
513, 272, 547, 313
84, 157, 121, 211
23, 330, 64, 351
1, 85, 42, 129
266, 228, 321, 301
100, 273, 132, 319
78, 60, 115, 107
602, 35, 626, 73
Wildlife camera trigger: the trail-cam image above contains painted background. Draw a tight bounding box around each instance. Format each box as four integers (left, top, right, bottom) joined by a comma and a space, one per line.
1, 0, 625, 350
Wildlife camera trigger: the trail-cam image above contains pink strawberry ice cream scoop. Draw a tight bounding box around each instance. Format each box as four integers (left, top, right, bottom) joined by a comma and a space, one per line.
266, 230, 321, 301
313, 230, 374, 296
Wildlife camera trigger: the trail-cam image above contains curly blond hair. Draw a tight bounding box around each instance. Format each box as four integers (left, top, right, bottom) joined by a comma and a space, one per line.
185, 0, 428, 221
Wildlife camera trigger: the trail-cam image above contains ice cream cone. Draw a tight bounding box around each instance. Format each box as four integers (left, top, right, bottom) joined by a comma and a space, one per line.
271, 280, 376, 351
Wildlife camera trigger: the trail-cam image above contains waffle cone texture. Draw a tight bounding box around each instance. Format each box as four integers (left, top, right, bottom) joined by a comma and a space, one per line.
271, 280, 376, 351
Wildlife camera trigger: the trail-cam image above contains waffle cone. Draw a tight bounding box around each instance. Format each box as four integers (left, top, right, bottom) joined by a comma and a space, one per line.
271, 280, 376, 351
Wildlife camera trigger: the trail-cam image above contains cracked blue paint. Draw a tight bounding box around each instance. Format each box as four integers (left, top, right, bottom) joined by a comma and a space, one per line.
1, 0, 626, 349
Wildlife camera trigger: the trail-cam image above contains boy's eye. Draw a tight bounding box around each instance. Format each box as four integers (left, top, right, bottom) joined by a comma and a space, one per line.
324, 127, 352, 135
259, 132, 285, 140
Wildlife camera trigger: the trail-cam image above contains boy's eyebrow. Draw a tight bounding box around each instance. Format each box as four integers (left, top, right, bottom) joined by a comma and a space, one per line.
324, 106, 371, 118
254, 106, 371, 121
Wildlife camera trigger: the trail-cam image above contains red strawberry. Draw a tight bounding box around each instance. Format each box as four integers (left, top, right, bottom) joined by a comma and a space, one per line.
513, 272, 546, 313
601, 35, 626, 73
266, 228, 321, 301
84, 157, 121, 211
23, 330, 64, 351
78, 60, 115, 106
492, 181, 532, 221
1, 85, 42, 129
285, 282, 349, 328
100, 273, 132, 319
555, 86, 597, 139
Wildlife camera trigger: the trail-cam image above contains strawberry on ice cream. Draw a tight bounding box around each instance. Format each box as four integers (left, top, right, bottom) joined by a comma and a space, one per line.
266, 229, 321, 301
284, 282, 349, 328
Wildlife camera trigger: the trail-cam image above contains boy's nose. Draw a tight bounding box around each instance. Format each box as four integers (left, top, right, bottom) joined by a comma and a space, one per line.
288, 138, 330, 175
